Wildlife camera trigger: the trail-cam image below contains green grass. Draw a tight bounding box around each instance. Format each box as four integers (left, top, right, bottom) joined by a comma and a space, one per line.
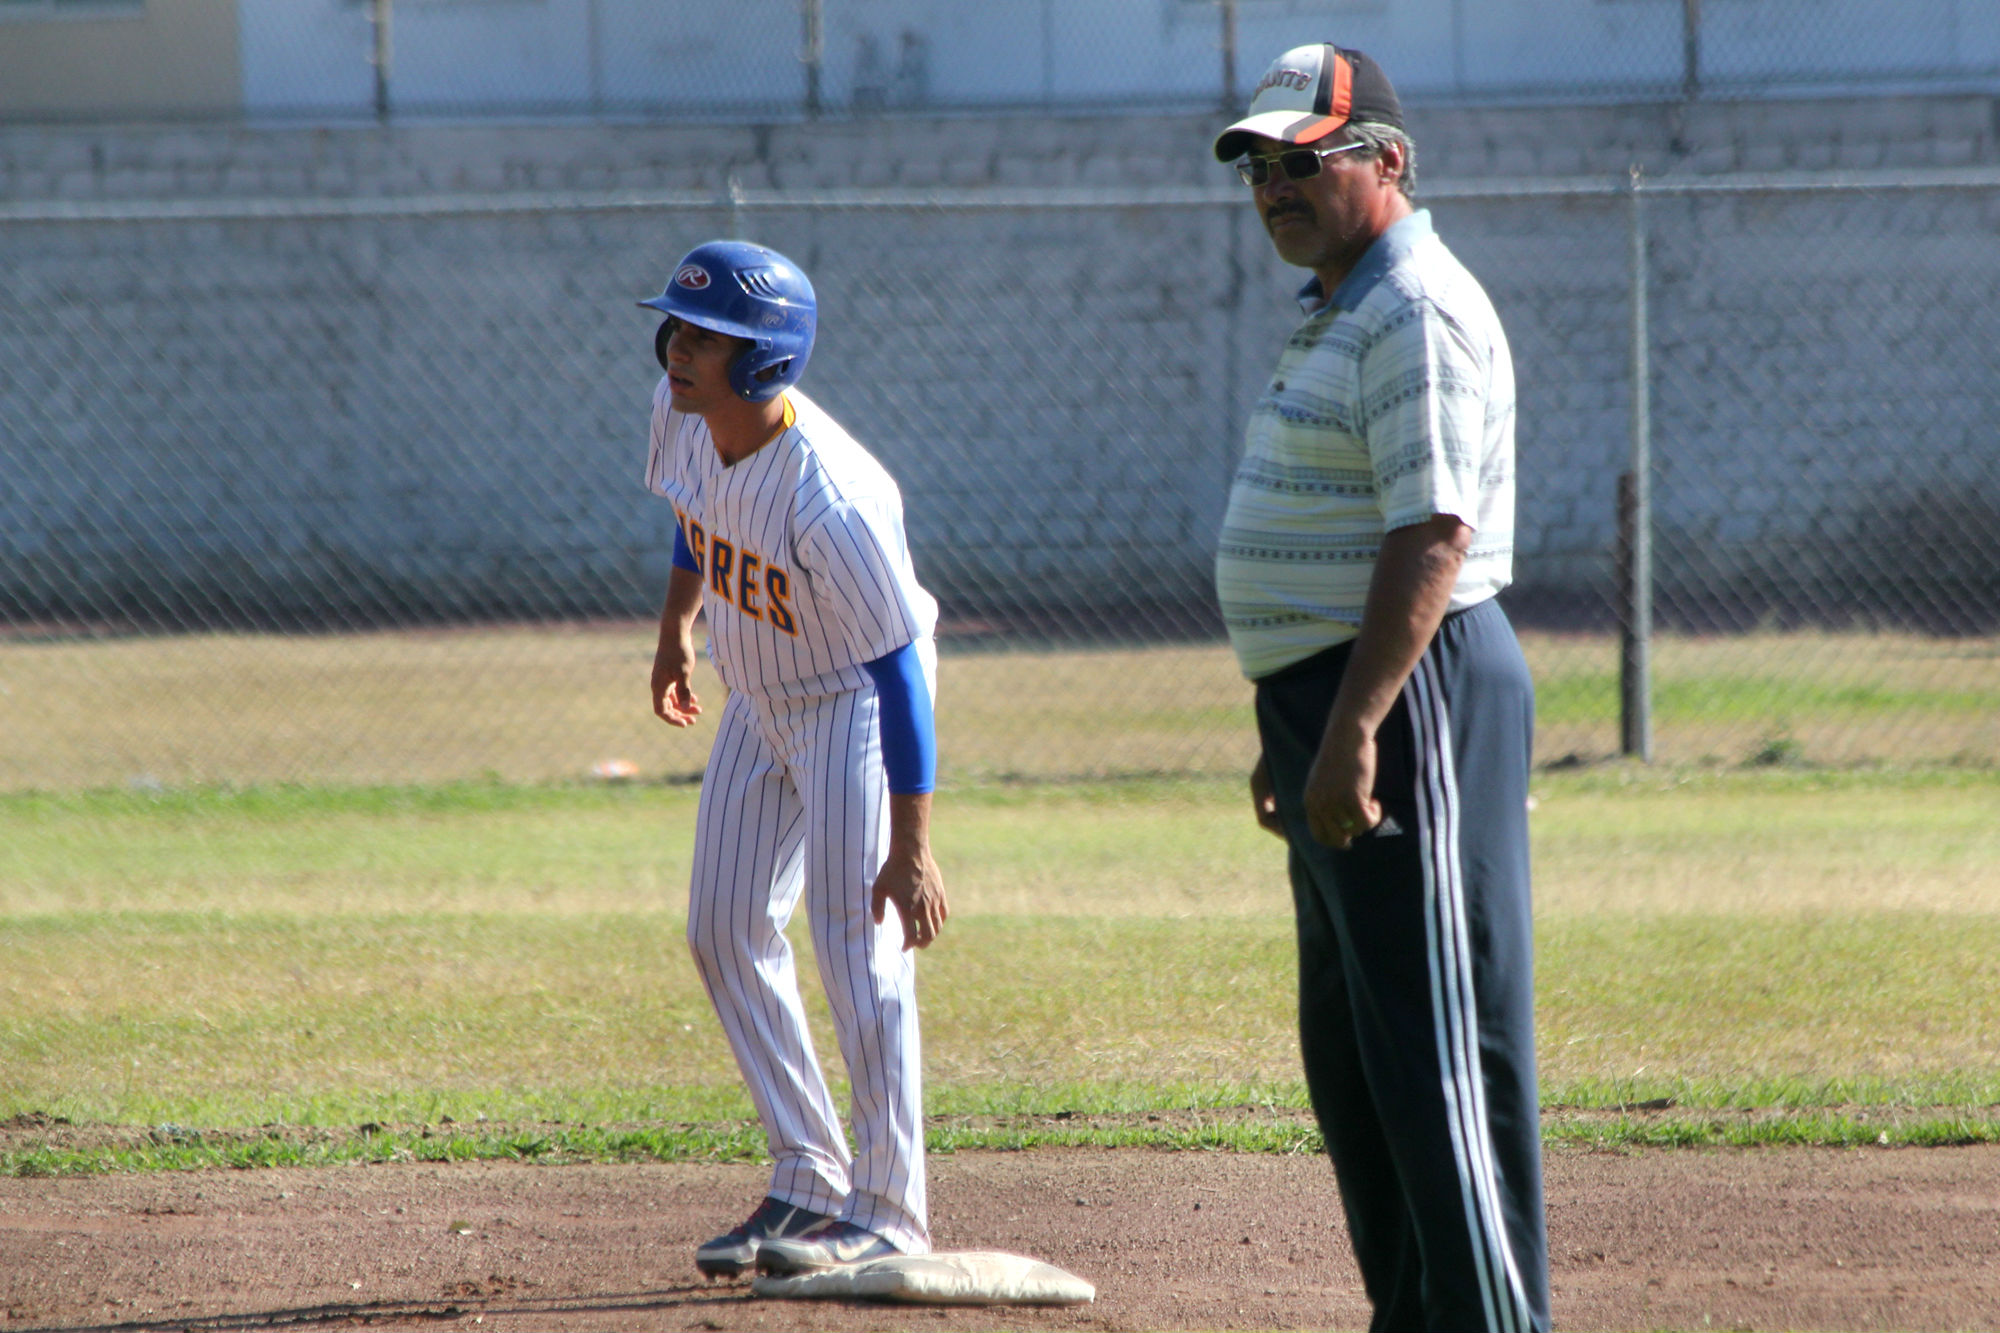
11, 907, 1999, 1126
0, 778, 1286, 920
1530, 765, 2000, 915
1536, 671, 2000, 726
4, 768, 2000, 1173
11, 1102, 2000, 1179
1540, 913, 2000, 1087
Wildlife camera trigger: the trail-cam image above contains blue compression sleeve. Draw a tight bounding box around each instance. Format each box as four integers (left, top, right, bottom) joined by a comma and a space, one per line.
861, 642, 936, 796
670, 523, 698, 573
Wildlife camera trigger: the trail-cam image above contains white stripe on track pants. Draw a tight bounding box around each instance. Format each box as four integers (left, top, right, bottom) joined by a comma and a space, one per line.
685, 682, 929, 1254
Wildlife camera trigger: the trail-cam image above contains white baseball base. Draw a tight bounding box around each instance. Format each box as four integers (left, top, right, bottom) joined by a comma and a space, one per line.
752, 1250, 1095, 1306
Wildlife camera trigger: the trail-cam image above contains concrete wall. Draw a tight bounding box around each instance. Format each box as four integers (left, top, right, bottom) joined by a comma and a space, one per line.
5, 93, 1997, 198
3, 96, 1998, 636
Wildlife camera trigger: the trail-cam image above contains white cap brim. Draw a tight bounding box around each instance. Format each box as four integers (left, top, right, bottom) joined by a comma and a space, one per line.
1212, 108, 1348, 162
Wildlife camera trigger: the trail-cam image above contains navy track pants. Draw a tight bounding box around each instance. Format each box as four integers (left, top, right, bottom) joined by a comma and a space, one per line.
1254, 598, 1549, 1333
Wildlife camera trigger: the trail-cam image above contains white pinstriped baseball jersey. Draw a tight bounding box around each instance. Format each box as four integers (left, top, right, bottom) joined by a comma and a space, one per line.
646, 381, 938, 698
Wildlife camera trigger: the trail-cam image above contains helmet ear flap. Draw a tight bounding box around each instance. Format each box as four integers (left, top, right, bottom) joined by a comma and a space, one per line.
654, 318, 678, 373
728, 348, 797, 402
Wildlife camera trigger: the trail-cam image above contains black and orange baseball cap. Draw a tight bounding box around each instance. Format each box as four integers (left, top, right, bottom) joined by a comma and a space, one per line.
1212, 44, 1405, 162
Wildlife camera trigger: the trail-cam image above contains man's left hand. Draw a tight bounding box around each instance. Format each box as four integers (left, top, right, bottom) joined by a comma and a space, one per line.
872, 844, 948, 950
1304, 729, 1382, 850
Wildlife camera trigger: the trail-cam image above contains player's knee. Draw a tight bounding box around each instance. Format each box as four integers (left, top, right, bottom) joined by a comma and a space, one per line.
684, 907, 732, 972
685, 903, 766, 974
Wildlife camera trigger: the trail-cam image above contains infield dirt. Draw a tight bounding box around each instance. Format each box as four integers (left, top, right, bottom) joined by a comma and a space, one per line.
5, 1144, 1999, 1331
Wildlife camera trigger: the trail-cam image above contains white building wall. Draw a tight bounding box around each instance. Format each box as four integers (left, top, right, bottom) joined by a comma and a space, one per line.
240, 0, 378, 114
236, 0, 2000, 122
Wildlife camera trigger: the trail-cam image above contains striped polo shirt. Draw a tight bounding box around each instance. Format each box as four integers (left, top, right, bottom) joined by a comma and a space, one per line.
1215, 210, 1516, 680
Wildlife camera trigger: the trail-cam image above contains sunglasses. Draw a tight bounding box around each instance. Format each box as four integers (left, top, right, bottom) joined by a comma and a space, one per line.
1234, 140, 1368, 187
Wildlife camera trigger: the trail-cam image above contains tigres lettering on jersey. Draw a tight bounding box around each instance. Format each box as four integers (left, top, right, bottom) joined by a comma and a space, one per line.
645, 381, 939, 699
670, 513, 799, 635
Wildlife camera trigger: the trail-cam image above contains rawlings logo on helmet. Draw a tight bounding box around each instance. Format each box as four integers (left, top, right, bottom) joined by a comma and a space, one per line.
674, 264, 711, 290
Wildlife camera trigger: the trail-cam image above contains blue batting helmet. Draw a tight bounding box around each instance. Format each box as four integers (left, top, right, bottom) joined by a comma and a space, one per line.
638, 240, 816, 402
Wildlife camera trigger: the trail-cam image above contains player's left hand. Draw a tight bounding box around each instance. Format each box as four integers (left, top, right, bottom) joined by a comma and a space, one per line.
1304, 729, 1382, 850
871, 844, 948, 951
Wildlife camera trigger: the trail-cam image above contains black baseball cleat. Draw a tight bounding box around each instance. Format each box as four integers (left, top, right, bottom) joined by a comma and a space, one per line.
695, 1196, 833, 1279
754, 1219, 902, 1275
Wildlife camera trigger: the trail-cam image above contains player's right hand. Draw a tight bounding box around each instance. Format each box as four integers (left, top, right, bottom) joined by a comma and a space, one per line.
1249, 755, 1286, 840
651, 639, 703, 727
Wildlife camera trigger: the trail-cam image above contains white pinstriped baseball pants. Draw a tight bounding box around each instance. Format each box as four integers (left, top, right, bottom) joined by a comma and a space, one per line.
685, 669, 931, 1255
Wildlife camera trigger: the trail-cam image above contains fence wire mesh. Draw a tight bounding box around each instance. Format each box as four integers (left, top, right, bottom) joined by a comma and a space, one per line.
3, 173, 1998, 791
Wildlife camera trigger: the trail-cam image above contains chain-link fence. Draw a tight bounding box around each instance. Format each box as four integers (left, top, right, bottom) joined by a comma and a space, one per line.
3, 169, 1998, 789
6, 0, 1999, 124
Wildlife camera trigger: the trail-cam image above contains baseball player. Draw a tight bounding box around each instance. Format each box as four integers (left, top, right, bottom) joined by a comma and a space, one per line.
637, 239, 945, 1278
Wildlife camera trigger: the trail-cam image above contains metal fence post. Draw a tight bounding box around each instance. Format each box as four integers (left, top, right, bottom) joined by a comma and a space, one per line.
1219, 0, 1239, 111
585, 0, 602, 117
370, 0, 392, 124
802, 0, 824, 118
1682, 0, 1702, 102
1622, 166, 1655, 762
1041, 0, 1056, 108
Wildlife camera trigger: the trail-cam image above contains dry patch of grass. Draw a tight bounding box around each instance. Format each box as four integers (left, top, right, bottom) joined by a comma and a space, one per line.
1530, 767, 2000, 916
0, 624, 703, 790
2, 626, 1996, 792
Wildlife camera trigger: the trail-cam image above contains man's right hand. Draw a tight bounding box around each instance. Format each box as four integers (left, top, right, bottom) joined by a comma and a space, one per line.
1249, 754, 1285, 839
651, 636, 702, 727
1303, 723, 1382, 850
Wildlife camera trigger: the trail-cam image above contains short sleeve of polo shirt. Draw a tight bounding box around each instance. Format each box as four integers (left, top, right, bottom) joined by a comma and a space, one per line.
798, 495, 928, 665
1359, 296, 1491, 533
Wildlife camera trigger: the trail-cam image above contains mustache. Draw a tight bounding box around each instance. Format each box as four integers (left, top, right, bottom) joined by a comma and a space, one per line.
1264, 201, 1314, 227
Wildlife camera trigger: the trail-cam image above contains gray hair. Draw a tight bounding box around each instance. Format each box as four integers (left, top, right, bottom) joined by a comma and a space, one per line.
1341, 122, 1418, 199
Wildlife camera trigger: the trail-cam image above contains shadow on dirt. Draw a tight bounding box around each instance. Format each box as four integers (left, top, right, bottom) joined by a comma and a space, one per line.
15, 1282, 765, 1333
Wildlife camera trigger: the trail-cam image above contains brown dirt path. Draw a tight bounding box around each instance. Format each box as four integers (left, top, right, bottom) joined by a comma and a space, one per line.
3, 1144, 1998, 1331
